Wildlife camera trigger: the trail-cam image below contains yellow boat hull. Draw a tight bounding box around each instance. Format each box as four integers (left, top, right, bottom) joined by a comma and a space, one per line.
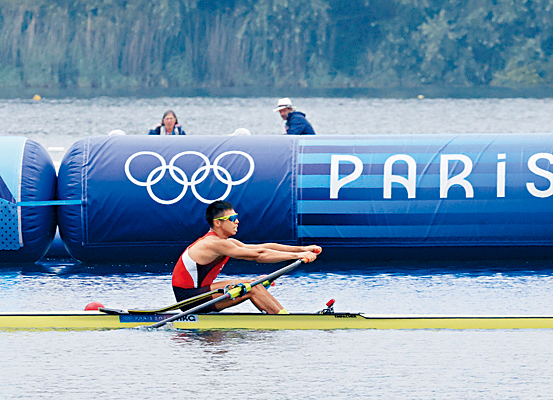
2, 312, 553, 330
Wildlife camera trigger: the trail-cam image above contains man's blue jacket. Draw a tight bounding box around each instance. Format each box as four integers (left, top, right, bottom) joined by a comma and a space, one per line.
285, 111, 315, 135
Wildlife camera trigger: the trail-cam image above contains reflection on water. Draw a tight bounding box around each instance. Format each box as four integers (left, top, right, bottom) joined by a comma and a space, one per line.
3, 324, 553, 399
171, 329, 259, 348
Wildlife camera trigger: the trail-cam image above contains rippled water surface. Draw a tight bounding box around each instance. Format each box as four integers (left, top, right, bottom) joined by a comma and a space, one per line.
3, 265, 553, 399
3, 96, 553, 398
2, 96, 553, 155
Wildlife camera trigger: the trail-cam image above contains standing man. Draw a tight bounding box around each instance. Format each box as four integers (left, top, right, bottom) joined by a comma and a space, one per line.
172, 200, 321, 314
274, 97, 316, 135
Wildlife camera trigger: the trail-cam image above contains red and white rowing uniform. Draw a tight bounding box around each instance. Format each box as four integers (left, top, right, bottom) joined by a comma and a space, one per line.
172, 231, 230, 289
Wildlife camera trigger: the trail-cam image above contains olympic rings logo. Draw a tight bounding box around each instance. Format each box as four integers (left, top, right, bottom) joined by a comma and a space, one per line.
124, 151, 255, 205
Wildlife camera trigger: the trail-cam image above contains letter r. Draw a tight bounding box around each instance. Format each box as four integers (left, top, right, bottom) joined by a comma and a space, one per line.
440, 154, 474, 198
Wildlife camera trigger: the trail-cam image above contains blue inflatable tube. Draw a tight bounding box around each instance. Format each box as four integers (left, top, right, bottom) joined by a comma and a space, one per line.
56, 134, 553, 263
0, 137, 56, 263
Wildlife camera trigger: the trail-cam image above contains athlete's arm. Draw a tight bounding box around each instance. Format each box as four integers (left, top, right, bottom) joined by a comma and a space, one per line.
213, 238, 317, 263
230, 240, 321, 255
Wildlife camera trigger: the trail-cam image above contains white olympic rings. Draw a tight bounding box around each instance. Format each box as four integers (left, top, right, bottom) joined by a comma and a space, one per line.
124, 150, 255, 205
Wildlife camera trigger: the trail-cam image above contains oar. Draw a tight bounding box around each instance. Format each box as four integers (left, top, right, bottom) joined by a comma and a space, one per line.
148, 258, 305, 329
126, 289, 224, 314
99, 289, 224, 315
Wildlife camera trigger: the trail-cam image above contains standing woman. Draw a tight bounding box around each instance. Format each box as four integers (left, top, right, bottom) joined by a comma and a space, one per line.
149, 110, 186, 135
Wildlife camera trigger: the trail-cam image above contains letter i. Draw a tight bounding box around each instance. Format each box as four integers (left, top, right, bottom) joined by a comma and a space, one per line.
497, 154, 506, 198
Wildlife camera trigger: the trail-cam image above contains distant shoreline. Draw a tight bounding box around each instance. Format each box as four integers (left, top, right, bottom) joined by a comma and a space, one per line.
3, 86, 553, 100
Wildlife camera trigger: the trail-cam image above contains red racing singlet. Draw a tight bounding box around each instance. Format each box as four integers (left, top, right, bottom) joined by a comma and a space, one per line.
172, 232, 230, 289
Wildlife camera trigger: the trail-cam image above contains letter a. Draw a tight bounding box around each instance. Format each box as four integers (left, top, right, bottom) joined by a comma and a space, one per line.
383, 154, 417, 199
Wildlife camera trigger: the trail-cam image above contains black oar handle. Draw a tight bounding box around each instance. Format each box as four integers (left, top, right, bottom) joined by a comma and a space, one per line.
148, 258, 305, 329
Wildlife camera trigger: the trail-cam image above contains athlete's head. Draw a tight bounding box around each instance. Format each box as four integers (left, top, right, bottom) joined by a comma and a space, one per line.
206, 200, 234, 227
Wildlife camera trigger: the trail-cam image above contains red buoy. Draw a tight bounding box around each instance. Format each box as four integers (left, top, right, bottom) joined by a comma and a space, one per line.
84, 301, 105, 311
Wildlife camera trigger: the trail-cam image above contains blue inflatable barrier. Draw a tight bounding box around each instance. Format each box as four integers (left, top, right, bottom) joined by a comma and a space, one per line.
0, 137, 56, 263
56, 134, 553, 264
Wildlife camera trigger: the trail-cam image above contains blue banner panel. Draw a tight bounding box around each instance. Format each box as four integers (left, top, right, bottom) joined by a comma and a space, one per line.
57, 135, 296, 263
55, 133, 553, 264
298, 134, 553, 248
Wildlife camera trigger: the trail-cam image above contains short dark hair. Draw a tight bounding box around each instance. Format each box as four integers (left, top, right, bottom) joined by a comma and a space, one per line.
206, 200, 234, 227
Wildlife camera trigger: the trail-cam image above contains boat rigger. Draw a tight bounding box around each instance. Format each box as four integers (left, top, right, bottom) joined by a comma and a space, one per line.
2, 311, 553, 331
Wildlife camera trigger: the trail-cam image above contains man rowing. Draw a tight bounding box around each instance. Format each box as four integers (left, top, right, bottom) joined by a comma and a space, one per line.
172, 200, 321, 314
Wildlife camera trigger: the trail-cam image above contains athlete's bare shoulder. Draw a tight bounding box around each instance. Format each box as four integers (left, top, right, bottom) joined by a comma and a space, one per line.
185, 232, 220, 262
193, 232, 224, 250
227, 238, 245, 247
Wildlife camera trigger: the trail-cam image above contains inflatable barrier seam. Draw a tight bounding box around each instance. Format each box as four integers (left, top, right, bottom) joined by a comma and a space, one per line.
82, 137, 90, 246
292, 136, 299, 244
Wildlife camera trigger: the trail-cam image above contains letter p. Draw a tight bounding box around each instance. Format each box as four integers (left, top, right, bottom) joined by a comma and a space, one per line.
330, 155, 363, 199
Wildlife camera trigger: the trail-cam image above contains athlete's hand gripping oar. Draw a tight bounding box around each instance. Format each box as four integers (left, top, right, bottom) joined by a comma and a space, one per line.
148, 258, 306, 329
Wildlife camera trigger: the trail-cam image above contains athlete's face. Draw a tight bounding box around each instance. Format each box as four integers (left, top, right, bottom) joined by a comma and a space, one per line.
216, 209, 239, 236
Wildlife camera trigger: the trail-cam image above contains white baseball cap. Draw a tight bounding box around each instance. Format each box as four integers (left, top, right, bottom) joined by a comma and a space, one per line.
273, 97, 293, 112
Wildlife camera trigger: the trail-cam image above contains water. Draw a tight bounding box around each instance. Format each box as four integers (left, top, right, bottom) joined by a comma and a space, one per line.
2, 96, 553, 160
3, 96, 553, 398
3, 266, 553, 398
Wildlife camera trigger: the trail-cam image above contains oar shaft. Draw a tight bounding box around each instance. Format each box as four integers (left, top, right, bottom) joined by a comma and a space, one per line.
148, 259, 304, 329
255, 259, 302, 287
149, 293, 231, 328
128, 289, 223, 314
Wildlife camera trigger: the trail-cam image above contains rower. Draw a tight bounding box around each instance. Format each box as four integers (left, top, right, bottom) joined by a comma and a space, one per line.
172, 200, 322, 315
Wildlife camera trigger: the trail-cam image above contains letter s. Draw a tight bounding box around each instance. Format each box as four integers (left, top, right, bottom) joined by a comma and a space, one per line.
527, 153, 553, 198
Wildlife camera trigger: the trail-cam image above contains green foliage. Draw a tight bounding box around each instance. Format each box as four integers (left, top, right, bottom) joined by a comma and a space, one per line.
0, 0, 553, 89
0, 63, 21, 87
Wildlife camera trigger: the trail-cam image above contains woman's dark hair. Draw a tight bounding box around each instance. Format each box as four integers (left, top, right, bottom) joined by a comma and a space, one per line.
206, 200, 234, 227
161, 110, 178, 125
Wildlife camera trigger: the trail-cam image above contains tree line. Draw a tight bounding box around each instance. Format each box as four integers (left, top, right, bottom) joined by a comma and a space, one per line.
0, 0, 552, 90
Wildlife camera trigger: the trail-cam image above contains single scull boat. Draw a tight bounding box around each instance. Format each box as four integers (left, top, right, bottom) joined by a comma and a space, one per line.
5, 260, 548, 331
2, 311, 553, 330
